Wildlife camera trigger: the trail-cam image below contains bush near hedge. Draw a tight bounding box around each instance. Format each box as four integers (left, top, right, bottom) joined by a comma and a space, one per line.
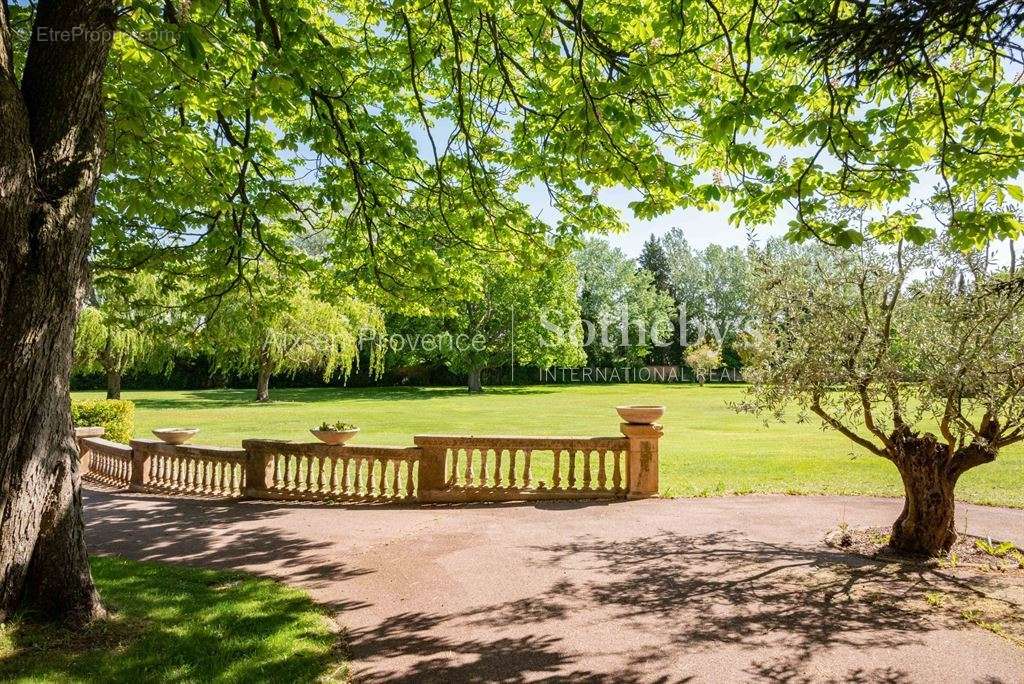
71, 399, 134, 443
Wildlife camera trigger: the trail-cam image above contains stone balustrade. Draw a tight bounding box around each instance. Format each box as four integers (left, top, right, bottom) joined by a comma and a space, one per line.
74, 412, 662, 504
414, 435, 632, 502
241, 441, 422, 502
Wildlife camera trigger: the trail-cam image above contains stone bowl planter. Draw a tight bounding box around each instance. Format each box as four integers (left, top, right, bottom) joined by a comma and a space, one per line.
615, 405, 665, 425
310, 428, 360, 445
152, 428, 200, 445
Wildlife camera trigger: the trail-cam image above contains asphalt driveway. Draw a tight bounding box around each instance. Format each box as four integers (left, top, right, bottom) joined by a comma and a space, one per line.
83, 489, 1024, 682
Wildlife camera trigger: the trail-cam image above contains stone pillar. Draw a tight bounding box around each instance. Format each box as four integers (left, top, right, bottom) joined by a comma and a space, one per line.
621, 422, 662, 499
128, 439, 155, 492
242, 440, 276, 497
74, 426, 105, 476
413, 437, 447, 502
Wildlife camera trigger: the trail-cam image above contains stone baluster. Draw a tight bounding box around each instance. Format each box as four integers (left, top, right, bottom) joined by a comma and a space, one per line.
612, 448, 623, 491
551, 449, 562, 489
493, 448, 503, 488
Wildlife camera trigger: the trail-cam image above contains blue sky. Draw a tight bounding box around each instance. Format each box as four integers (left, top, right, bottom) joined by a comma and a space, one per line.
520, 183, 786, 257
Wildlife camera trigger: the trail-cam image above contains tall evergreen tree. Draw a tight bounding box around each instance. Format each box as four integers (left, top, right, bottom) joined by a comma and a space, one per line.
638, 235, 679, 364
638, 235, 674, 298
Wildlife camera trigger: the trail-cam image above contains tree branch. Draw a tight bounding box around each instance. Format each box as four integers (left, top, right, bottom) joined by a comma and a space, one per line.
811, 394, 890, 459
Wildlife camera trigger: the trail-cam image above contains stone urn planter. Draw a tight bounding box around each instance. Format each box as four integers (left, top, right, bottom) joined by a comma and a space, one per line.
310, 428, 360, 445
615, 405, 665, 425
152, 428, 200, 445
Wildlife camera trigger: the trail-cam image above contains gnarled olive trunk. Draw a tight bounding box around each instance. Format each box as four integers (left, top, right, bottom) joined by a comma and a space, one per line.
887, 430, 996, 557
0, 1, 116, 623
890, 445, 958, 555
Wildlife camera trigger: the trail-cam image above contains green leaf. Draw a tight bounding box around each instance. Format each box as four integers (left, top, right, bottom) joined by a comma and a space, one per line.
835, 229, 864, 247
180, 25, 205, 62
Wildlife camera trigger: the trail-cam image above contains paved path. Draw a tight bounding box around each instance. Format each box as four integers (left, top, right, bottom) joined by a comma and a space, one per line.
83, 489, 1024, 682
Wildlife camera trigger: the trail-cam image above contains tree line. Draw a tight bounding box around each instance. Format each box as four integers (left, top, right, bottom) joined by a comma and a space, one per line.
73, 232, 760, 398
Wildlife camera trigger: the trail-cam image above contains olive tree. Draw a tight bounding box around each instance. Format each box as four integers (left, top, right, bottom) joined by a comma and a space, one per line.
742, 242, 1024, 556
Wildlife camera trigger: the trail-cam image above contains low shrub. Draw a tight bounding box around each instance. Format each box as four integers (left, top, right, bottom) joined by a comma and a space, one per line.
71, 399, 135, 443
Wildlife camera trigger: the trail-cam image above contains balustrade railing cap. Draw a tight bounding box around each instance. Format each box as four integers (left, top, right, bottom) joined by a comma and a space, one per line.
413, 434, 626, 442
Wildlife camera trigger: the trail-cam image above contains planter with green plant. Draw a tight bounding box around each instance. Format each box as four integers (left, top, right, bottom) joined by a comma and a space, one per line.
310, 421, 360, 445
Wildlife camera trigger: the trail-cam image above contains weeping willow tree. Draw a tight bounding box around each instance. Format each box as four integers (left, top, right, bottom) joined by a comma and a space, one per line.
72, 274, 173, 399
204, 283, 384, 402
74, 308, 153, 400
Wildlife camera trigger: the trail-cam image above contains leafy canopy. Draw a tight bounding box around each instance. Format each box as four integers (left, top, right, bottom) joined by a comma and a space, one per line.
20, 0, 1005, 313
662, 230, 752, 351
574, 238, 676, 366
405, 245, 586, 376
73, 273, 176, 378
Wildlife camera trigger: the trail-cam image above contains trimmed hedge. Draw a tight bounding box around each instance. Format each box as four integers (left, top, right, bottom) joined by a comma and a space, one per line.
71, 399, 134, 443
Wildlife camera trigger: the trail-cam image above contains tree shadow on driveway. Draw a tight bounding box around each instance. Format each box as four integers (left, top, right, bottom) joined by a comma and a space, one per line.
347, 531, 1021, 682
83, 488, 373, 610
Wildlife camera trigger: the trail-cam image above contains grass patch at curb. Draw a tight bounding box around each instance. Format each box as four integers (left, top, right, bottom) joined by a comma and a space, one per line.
0, 556, 344, 683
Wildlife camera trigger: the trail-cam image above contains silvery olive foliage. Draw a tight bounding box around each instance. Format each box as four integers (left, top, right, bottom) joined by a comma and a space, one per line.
741, 240, 1024, 460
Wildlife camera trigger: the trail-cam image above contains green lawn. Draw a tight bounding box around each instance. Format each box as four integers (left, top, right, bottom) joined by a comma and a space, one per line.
0, 556, 343, 682
72, 384, 1024, 507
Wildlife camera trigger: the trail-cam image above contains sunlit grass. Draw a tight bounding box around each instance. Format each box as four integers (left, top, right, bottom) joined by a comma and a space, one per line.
72, 383, 1023, 507
0, 556, 343, 682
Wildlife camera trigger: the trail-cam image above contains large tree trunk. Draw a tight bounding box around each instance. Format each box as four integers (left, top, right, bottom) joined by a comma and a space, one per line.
0, 1, 117, 623
888, 432, 958, 557
101, 337, 120, 399
890, 457, 958, 556
255, 364, 272, 402
467, 367, 484, 393
885, 428, 1000, 557
105, 369, 122, 400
